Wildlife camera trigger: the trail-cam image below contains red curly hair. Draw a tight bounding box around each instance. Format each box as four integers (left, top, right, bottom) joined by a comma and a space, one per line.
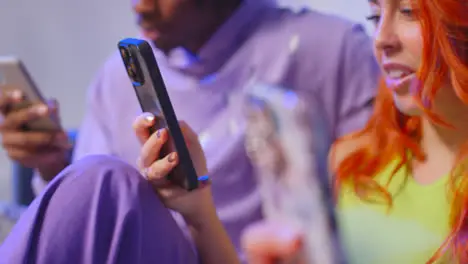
333, 0, 468, 263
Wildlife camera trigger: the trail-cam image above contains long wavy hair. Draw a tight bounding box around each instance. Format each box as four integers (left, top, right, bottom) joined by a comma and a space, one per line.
332, 0, 468, 262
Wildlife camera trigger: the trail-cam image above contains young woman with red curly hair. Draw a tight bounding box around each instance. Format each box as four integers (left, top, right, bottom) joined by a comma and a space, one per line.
334, 0, 468, 262
242, 0, 468, 263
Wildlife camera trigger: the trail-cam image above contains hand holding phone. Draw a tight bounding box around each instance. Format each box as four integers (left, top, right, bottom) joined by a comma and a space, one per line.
118, 38, 200, 190
0, 57, 70, 180
133, 113, 213, 225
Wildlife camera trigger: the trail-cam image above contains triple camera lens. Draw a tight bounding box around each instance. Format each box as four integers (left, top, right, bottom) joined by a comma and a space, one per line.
119, 46, 144, 84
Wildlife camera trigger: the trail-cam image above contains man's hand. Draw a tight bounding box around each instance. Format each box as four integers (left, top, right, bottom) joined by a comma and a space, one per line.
0, 88, 71, 181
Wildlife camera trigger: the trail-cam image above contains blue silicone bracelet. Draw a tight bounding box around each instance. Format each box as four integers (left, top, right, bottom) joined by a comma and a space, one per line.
198, 175, 210, 182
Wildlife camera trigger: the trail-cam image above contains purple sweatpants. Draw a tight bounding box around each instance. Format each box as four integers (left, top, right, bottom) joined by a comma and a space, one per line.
0, 155, 199, 264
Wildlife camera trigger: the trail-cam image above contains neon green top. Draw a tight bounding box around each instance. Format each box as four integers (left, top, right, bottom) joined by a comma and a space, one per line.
338, 159, 451, 263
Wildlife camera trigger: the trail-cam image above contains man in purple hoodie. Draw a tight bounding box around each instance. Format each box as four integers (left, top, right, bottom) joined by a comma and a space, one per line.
0, 0, 378, 262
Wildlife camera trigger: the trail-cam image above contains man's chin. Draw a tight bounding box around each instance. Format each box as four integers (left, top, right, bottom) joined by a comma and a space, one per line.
139, 30, 177, 53
141, 28, 160, 40
148, 37, 176, 54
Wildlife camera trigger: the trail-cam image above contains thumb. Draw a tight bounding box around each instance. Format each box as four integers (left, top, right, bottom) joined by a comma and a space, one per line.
47, 98, 59, 111
47, 98, 62, 123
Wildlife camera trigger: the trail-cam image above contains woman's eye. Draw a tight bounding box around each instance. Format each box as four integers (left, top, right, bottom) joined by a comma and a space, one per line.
400, 8, 417, 20
365, 14, 381, 25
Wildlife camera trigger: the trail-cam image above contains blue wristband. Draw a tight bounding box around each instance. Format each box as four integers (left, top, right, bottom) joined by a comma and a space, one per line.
198, 175, 210, 182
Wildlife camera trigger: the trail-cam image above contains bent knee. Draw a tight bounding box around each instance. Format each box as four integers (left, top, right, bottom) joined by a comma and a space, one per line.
72, 155, 137, 173
58, 155, 147, 193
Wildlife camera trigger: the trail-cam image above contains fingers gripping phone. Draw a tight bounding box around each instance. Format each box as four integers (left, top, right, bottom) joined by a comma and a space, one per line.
0, 56, 61, 131
118, 38, 199, 191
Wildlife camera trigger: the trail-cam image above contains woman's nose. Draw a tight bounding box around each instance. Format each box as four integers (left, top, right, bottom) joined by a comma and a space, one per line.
374, 18, 401, 55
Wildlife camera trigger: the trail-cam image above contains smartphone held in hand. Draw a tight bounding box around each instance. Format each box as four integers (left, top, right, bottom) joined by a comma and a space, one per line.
0, 56, 61, 131
118, 38, 199, 191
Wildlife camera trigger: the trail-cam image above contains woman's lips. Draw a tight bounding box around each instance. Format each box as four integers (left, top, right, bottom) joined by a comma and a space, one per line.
382, 63, 416, 92
385, 72, 416, 92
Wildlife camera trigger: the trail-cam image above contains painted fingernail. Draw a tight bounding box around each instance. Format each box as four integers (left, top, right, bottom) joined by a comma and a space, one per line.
167, 152, 177, 162
8, 90, 22, 100
32, 105, 48, 115
156, 128, 163, 138
145, 114, 155, 123
47, 100, 58, 109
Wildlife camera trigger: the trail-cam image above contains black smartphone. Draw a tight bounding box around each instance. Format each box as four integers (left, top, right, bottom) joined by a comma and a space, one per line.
0, 56, 61, 131
118, 38, 199, 191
